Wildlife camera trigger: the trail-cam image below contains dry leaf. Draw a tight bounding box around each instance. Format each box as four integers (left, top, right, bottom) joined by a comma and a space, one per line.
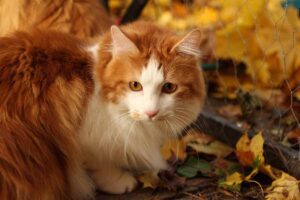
223, 172, 243, 185
138, 171, 160, 189
219, 172, 243, 191
266, 172, 300, 200
260, 165, 282, 180
161, 139, 187, 161
235, 133, 264, 167
182, 129, 215, 145
188, 140, 233, 158
218, 104, 242, 119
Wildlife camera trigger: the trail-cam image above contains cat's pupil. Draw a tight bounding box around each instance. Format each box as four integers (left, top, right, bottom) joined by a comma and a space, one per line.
166, 83, 171, 89
134, 82, 138, 87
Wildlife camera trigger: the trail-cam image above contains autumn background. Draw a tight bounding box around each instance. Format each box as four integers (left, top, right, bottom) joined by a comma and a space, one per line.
99, 1, 300, 199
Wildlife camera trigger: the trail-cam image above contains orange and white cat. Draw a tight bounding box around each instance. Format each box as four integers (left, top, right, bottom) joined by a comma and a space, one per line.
0, 0, 112, 39
0, 21, 205, 199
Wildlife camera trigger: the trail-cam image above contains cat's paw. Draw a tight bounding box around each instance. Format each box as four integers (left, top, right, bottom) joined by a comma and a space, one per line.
92, 169, 138, 194
102, 171, 138, 194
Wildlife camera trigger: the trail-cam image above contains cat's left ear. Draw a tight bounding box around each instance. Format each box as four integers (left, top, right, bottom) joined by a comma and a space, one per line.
171, 29, 201, 57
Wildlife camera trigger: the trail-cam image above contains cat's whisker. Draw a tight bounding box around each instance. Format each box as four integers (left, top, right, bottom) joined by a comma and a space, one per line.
105, 112, 131, 158
123, 121, 137, 159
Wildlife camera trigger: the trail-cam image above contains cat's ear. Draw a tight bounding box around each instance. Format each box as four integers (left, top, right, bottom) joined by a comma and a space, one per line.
111, 25, 139, 57
171, 29, 202, 57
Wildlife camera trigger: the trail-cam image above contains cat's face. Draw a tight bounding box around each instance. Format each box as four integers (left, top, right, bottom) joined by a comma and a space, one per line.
96, 22, 205, 134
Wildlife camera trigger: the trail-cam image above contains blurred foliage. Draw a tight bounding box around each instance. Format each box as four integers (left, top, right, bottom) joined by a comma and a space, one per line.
109, 0, 300, 102
140, 0, 300, 89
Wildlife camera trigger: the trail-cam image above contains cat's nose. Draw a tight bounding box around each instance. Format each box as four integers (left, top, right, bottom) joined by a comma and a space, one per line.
145, 110, 159, 118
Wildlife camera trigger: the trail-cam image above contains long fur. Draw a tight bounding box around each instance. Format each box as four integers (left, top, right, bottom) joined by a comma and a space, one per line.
0, 30, 95, 200
0, 0, 112, 39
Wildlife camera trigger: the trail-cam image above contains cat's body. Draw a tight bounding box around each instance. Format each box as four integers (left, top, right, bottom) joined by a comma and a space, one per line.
0, 21, 205, 199
0, 30, 95, 200
0, 0, 112, 39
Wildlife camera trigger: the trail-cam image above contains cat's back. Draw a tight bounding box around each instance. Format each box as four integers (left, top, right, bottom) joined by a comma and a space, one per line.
0, 0, 112, 39
0, 30, 95, 199
0, 30, 94, 107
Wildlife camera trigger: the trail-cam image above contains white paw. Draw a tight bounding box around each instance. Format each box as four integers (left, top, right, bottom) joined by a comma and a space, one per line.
97, 171, 138, 194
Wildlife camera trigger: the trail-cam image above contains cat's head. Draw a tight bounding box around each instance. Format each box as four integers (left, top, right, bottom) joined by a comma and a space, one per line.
95, 22, 205, 134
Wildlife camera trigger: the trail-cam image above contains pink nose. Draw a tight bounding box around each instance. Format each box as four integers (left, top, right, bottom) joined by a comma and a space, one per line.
145, 110, 159, 118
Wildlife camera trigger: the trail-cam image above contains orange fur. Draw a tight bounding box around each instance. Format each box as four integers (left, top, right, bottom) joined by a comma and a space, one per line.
0, 0, 112, 40
0, 30, 94, 199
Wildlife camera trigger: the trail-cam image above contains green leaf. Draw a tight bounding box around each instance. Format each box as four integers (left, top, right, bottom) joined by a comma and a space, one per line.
176, 156, 213, 178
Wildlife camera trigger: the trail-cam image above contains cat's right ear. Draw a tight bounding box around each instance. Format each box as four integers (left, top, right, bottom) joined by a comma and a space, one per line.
111, 25, 139, 57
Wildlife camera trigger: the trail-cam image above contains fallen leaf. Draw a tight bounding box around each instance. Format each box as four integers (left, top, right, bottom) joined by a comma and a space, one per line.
218, 104, 242, 119
161, 139, 187, 161
213, 158, 243, 177
138, 171, 160, 189
176, 156, 213, 178
235, 133, 264, 167
260, 165, 282, 180
219, 172, 243, 192
182, 129, 215, 145
188, 140, 233, 158
266, 172, 300, 200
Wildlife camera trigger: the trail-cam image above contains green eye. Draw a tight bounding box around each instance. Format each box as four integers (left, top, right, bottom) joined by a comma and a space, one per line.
162, 82, 177, 94
129, 81, 143, 91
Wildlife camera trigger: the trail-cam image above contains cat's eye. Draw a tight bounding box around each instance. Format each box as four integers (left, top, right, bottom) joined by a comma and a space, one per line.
162, 82, 177, 94
129, 81, 143, 91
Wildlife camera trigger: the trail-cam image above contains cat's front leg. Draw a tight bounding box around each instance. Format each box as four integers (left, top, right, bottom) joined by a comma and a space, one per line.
90, 165, 138, 194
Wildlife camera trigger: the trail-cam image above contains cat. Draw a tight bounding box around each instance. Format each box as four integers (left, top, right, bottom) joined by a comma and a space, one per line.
0, 21, 205, 199
79, 21, 206, 194
0, 0, 112, 40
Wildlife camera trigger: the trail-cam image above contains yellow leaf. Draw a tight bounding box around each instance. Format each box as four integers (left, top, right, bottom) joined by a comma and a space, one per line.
250, 132, 264, 164
223, 172, 243, 186
138, 171, 160, 189
182, 129, 215, 145
236, 133, 264, 167
161, 139, 187, 161
188, 140, 233, 158
266, 172, 300, 200
260, 165, 281, 180
244, 168, 258, 181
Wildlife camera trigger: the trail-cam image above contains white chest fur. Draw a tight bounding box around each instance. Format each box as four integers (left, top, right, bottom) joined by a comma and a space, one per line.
79, 89, 168, 172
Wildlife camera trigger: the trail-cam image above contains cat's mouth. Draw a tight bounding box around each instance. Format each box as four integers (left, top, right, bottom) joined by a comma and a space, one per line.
129, 111, 165, 122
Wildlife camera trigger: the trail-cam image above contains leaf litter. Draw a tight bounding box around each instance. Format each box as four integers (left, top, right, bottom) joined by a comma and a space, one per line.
137, 130, 300, 199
